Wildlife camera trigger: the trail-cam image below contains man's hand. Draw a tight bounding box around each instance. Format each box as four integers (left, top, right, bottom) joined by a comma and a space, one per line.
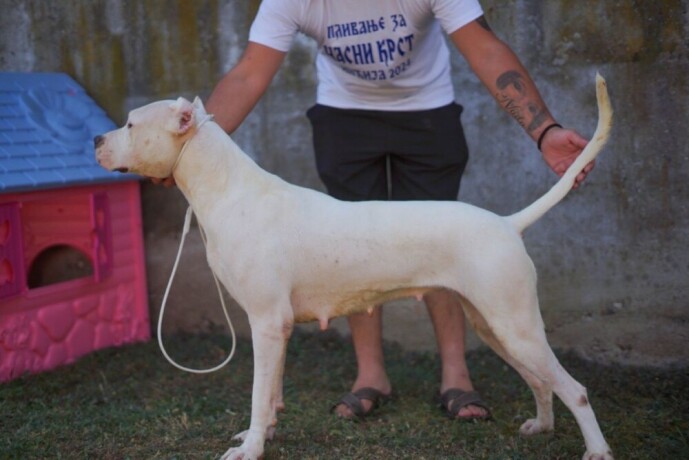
540, 127, 593, 188
150, 176, 176, 187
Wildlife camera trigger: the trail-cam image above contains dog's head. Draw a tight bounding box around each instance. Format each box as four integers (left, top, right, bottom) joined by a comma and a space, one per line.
94, 96, 208, 178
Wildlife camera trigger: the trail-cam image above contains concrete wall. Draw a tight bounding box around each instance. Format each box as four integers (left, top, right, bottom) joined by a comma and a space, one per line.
2, 0, 687, 366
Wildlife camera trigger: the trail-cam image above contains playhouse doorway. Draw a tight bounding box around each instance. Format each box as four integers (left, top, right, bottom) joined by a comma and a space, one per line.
27, 245, 94, 289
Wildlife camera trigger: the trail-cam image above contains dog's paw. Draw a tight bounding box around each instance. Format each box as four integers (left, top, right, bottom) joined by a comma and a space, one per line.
220, 447, 252, 460
519, 418, 554, 436
582, 449, 614, 460
220, 442, 263, 460
231, 429, 249, 442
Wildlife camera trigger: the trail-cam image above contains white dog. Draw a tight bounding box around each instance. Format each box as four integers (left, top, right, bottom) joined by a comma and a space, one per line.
95, 74, 613, 460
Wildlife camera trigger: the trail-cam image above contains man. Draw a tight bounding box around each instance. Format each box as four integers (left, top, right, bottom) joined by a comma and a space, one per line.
158, 0, 591, 420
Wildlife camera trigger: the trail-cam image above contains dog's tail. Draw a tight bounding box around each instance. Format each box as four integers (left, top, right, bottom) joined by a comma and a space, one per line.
506, 73, 613, 233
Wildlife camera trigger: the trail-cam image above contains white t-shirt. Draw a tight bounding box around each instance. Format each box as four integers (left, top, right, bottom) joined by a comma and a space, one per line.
249, 0, 483, 111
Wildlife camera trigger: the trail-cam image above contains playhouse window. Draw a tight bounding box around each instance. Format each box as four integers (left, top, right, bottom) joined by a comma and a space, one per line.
0, 202, 23, 298
27, 245, 94, 289
0, 191, 113, 299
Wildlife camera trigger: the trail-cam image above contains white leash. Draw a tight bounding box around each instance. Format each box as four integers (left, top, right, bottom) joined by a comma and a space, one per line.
157, 206, 237, 373
157, 115, 237, 374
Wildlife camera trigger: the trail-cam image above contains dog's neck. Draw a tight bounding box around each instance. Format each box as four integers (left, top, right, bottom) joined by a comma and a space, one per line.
171, 114, 215, 173
172, 121, 284, 226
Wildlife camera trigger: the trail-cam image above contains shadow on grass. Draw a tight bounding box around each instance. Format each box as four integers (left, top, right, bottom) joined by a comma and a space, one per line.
2, 330, 687, 459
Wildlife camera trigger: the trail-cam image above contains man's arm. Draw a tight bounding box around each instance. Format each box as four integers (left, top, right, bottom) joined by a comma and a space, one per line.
206, 42, 287, 133
450, 16, 593, 185
152, 42, 285, 186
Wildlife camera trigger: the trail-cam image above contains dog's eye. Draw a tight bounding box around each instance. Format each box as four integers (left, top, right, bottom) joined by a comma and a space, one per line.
127, 122, 133, 129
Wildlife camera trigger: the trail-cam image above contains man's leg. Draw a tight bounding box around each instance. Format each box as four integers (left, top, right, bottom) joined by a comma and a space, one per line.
425, 289, 488, 418
332, 307, 392, 417
387, 104, 488, 418
308, 105, 393, 418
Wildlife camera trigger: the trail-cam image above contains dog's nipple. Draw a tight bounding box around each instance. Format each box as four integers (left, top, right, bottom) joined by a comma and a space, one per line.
319, 316, 329, 331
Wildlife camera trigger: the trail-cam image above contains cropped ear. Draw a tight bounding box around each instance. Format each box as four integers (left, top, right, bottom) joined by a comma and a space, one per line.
168, 97, 195, 135
192, 96, 208, 117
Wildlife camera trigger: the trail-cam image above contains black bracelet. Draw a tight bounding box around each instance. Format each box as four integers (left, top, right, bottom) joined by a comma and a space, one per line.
537, 123, 562, 151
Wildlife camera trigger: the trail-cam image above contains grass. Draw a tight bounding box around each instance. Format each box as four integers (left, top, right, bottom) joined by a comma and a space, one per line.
1, 329, 688, 459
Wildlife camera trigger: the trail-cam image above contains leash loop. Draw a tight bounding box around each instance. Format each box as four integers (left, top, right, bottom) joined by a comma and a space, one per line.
157, 114, 237, 374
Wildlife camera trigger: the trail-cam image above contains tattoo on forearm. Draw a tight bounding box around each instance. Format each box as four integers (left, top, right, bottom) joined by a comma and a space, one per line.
496, 71, 527, 128
496, 70, 526, 95
496, 93, 526, 128
476, 15, 491, 31
495, 70, 547, 134
527, 104, 548, 132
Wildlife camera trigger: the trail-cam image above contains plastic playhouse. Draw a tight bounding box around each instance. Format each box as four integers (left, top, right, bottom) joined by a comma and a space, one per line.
0, 72, 149, 382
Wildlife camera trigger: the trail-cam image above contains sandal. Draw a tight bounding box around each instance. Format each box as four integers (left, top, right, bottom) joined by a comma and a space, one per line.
331, 387, 394, 419
439, 388, 492, 421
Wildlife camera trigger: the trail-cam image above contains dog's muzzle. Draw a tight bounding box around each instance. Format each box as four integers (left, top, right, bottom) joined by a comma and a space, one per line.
94, 135, 128, 173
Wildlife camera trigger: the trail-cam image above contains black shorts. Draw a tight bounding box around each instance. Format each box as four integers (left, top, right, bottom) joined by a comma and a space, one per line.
306, 103, 469, 202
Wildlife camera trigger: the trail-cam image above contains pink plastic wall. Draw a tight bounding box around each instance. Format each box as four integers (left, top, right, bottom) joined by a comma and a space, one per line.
0, 181, 149, 381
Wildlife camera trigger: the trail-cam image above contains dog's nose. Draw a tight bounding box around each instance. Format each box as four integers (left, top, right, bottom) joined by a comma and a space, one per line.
94, 135, 105, 149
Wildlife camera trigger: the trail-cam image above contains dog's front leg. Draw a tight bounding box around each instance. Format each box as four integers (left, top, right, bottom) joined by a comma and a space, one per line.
222, 314, 292, 460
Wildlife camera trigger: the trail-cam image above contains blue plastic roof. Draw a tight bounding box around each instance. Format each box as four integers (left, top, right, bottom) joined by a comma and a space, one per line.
0, 72, 137, 193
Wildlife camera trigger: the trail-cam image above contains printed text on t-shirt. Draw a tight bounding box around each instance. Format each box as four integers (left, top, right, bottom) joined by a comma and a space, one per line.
323, 13, 415, 80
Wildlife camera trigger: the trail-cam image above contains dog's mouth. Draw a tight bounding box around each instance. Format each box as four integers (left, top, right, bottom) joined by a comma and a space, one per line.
113, 167, 129, 173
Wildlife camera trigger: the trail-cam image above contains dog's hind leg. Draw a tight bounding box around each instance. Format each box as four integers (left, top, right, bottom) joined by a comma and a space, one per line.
223, 309, 294, 460
517, 345, 611, 459
460, 298, 554, 433
484, 303, 613, 460
547, 359, 612, 460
